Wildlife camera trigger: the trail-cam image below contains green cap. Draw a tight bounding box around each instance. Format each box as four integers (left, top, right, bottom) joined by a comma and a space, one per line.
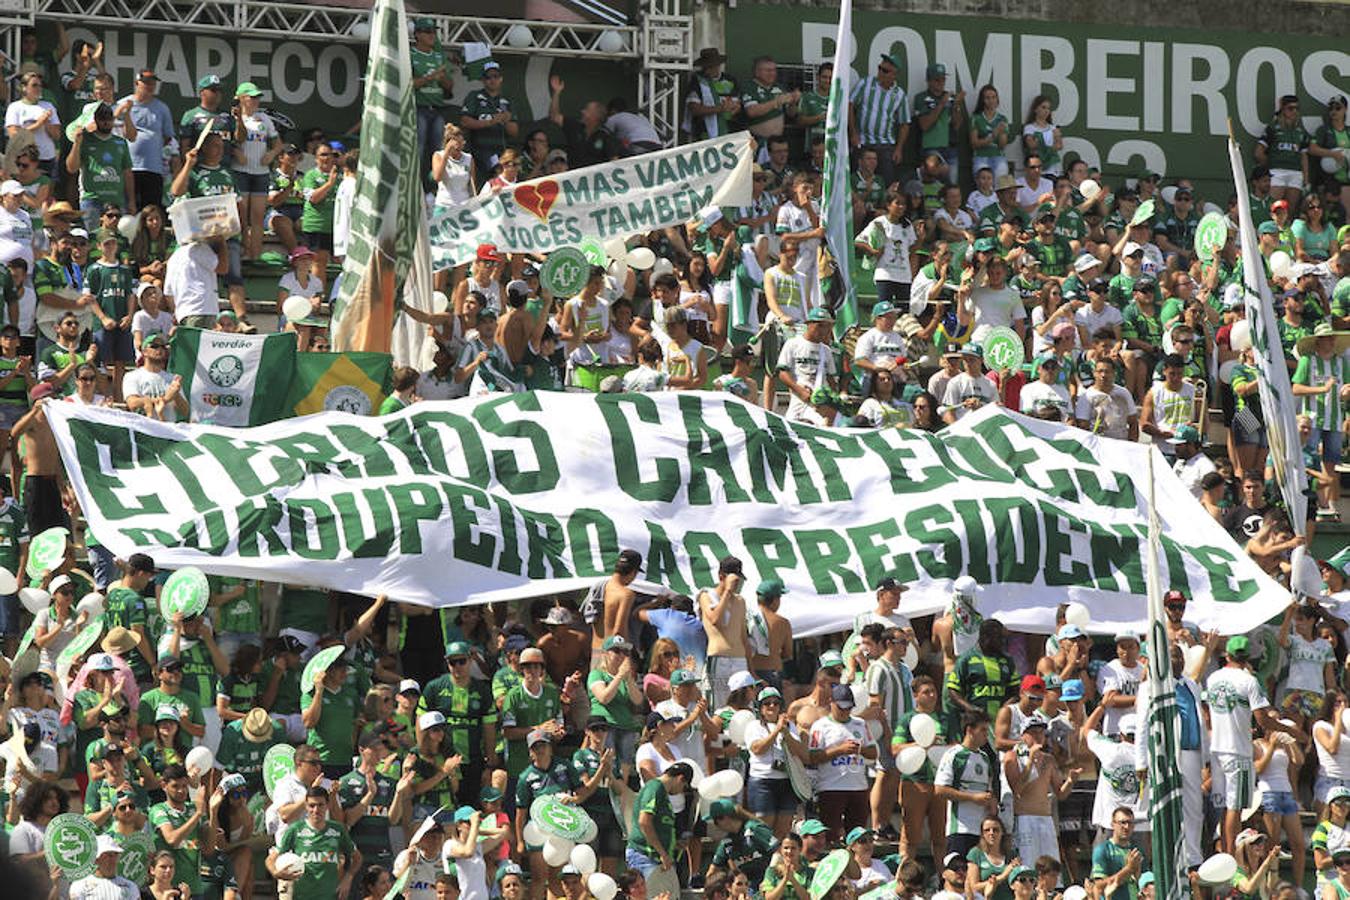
1338, 223, 1350, 244
234, 82, 262, 98
154, 704, 180, 723
973, 236, 997, 253
846, 826, 874, 845
1035, 203, 1057, 220
757, 578, 787, 598
444, 640, 472, 658
480, 786, 503, 803
413, 16, 436, 30
1033, 353, 1061, 371
871, 300, 897, 318
1258, 220, 1280, 235
925, 63, 947, 79
1169, 424, 1202, 445
757, 686, 784, 703
797, 819, 828, 836
819, 650, 845, 670
809, 387, 839, 406
1324, 547, 1350, 578
806, 307, 835, 322
670, 669, 697, 686
196, 74, 222, 90
1007, 866, 1036, 883
880, 53, 901, 70
1225, 635, 1250, 657
704, 798, 738, 821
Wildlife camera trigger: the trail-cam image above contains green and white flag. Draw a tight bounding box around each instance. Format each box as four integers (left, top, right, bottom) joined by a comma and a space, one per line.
821, 0, 858, 339
330, 0, 435, 369
168, 328, 298, 426
1144, 452, 1186, 900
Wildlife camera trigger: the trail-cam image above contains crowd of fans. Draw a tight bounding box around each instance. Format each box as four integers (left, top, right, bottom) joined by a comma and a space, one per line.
0, 16, 1347, 900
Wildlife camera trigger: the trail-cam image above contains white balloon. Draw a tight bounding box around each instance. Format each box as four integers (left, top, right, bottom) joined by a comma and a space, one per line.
603, 237, 628, 263
1078, 179, 1100, 201
903, 642, 919, 670
1322, 156, 1342, 175
116, 214, 140, 242
1160, 186, 1177, 207
910, 713, 938, 749
713, 768, 744, 798
1217, 359, 1239, 385
522, 821, 545, 847
897, 745, 927, 775
570, 843, 597, 877
1198, 853, 1237, 885
0, 566, 17, 595
596, 30, 625, 54
185, 745, 214, 775
1202, 202, 1223, 216
651, 257, 674, 277
282, 295, 312, 324
626, 247, 656, 270
1229, 320, 1252, 353
1270, 250, 1293, 279
927, 744, 949, 767
274, 852, 306, 877
505, 24, 534, 48
727, 709, 756, 748
1063, 602, 1090, 628
350, 21, 371, 41
18, 587, 49, 614
76, 592, 104, 618
432, 291, 450, 312
589, 872, 619, 900
542, 835, 573, 867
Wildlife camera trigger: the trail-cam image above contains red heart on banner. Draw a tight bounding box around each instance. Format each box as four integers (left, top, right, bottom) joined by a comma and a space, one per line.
514, 181, 561, 223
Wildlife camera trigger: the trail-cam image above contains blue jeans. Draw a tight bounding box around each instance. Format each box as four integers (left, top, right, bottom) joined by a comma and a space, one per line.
625, 848, 661, 878
1308, 425, 1345, 464
416, 106, 445, 188
88, 543, 117, 590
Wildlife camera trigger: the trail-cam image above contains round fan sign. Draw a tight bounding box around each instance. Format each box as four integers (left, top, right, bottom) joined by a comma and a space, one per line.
982, 326, 1025, 372
540, 247, 590, 297
116, 832, 155, 884
264, 742, 296, 797
529, 796, 595, 841
45, 812, 98, 880
26, 527, 68, 577
160, 567, 209, 620
809, 849, 852, 900
1194, 212, 1229, 263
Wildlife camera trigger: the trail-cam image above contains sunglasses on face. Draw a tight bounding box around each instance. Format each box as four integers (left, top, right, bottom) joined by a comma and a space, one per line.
77, 375, 95, 383
449, 658, 469, 666
1338, 859, 1350, 869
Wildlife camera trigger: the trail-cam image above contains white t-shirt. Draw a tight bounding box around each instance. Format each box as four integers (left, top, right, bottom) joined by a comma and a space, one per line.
636, 742, 686, 811
622, 365, 668, 393
15, 280, 35, 337
1145, 381, 1196, 432
966, 190, 998, 218
1204, 666, 1269, 757
1314, 719, 1350, 780
5, 100, 60, 160
164, 242, 221, 321
1096, 660, 1144, 736
933, 207, 975, 240
1174, 452, 1217, 498
417, 368, 461, 401
332, 176, 357, 258
394, 846, 442, 900
1087, 731, 1148, 830
279, 271, 323, 302
68, 874, 139, 900
808, 714, 872, 792
1076, 303, 1123, 339
776, 336, 835, 420
656, 698, 707, 772
0, 206, 34, 269
969, 285, 1024, 339
1282, 633, 1334, 695
662, 336, 704, 389
448, 843, 490, 900
853, 327, 909, 368
565, 296, 611, 364
130, 308, 174, 342
234, 111, 279, 175
122, 367, 180, 422
777, 201, 821, 259
1077, 385, 1136, 437
1019, 380, 1073, 420
8, 818, 44, 855
1015, 174, 1054, 209
743, 718, 790, 780
859, 216, 916, 284
941, 372, 998, 420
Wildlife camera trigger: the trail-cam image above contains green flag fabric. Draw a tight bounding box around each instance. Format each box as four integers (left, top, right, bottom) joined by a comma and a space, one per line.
285, 351, 393, 417
168, 328, 298, 426
822, 0, 858, 339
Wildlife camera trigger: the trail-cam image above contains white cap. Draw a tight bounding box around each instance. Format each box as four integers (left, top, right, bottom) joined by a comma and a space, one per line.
48, 574, 73, 594
0, 180, 24, 196
1118, 713, 1139, 735
728, 671, 759, 693
398, 678, 421, 695
1290, 262, 1318, 279
695, 205, 724, 232
1073, 253, 1101, 274
952, 575, 981, 597
418, 710, 446, 731
96, 835, 124, 856
506, 278, 530, 298
1122, 241, 1144, 257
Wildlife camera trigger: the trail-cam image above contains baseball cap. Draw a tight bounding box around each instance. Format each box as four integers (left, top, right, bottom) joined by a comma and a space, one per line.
503, 634, 529, 653
235, 82, 262, 98
1123, 241, 1144, 257
154, 704, 181, 723
481, 785, 504, 803
796, 819, 828, 836
1169, 424, 1202, 445
519, 647, 545, 665
1114, 631, 1139, 644
830, 683, 855, 708
670, 669, 697, 686
1226, 635, 1251, 657
819, 650, 845, 670
695, 205, 724, 233
719, 556, 744, 576
136, 69, 158, 83
616, 548, 644, 572
476, 243, 504, 263
602, 635, 632, 652
1034, 353, 1061, 371
95, 835, 124, 857
48, 574, 74, 594
454, 805, 477, 823
418, 711, 446, 730
1073, 253, 1101, 274
875, 575, 905, 592
196, 74, 222, 90
0, 180, 23, 196
872, 300, 897, 318
1134, 275, 1157, 293
943, 852, 966, 871
220, 773, 247, 793
1023, 712, 1050, 730
1139, 873, 1156, 890
757, 578, 786, 598
544, 149, 569, 167
806, 307, 834, 322
89, 653, 117, 672
444, 640, 472, 658
960, 342, 984, 358
846, 826, 875, 845
412, 16, 436, 30
1056, 623, 1086, 641
943, 342, 963, 358
1060, 679, 1085, 702
527, 727, 554, 746
584, 716, 611, 731
757, 686, 784, 704
1118, 713, 1139, 735
972, 236, 997, 253
1258, 220, 1280, 235
1007, 866, 1035, 883
1328, 786, 1350, 804
1020, 674, 1045, 693
157, 654, 182, 671
926, 63, 947, 79
705, 798, 738, 821
398, 679, 421, 695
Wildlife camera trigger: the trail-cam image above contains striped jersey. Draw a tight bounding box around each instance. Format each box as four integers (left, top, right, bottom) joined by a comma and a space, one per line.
1293, 352, 1350, 430
934, 743, 993, 834
865, 656, 913, 728
850, 77, 907, 146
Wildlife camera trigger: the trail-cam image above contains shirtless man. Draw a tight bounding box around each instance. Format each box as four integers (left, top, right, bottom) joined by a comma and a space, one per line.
748, 580, 794, 692
11, 387, 71, 533
788, 650, 844, 731
994, 675, 1047, 752
1002, 713, 1078, 866
931, 576, 984, 673
497, 280, 547, 366
590, 549, 641, 667
698, 556, 753, 709
537, 606, 588, 687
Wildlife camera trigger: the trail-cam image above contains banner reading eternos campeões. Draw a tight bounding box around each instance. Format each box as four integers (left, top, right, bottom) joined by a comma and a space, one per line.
429, 133, 754, 269
44, 395, 1287, 636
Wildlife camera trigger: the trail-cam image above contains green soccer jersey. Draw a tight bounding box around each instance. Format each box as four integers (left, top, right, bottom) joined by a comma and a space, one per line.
740, 81, 786, 130
186, 164, 234, 199
944, 650, 1017, 721
515, 759, 578, 812
179, 107, 235, 158
76, 134, 131, 207
304, 682, 360, 765
410, 46, 449, 108
1261, 119, 1311, 171
912, 90, 954, 149
1029, 236, 1073, 277
38, 342, 89, 396
0, 498, 27, 578
571, 746, 620, 820
1122, 303, 1163, 350
269, 168, 303, 206
1107, 272, 1141, 310
1054, 209, 1087, 246
298, 167, 337, 235
1279, 317, 1312, 358
419, 674, 497, 760
1294, 352, 1349, 431
971, 112, 1009, 161
278, 586, 328, 635
277, 818, 356, 900
86, 260, 135, 322
261, 659, 303, 716
628, 778, 676, 859
1155, 208, 1201, 251
104, 585, 150, 680
798, 89, 829, 151
337, 767, 398, 860
587, 668, 640, 732
149, 799, 203, 895
500, 682, 563, 778
460, 90, 512, 157
1091, 839, 1139, 900
211, 576, 261, 635
138, 687, 204, 748
215, 719, 279, 793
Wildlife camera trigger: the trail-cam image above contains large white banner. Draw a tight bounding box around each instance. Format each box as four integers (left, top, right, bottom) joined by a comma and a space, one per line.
45, 395, 1287, 636
429, 134, 754, 269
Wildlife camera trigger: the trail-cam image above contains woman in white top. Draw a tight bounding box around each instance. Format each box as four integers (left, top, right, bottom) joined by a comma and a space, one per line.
432, 124, 476, 208
636, 712, 687, 809
32, 578, 83, 673
743, 686, 807, 838
1277, 603, 1336, 726
764, 239, 807, 326
1314, 692, 1350, 806
445, 808, 505, 900
1254, 721, 1306, 883
677, 252, 716, 345
231, 83, 282, 260
1031, 281, 1079, 355
276, 246, 325, 328
65, 363, 110, 407
848, 828, 893, 890
5, 73, 62, 175
857, 369, 915, 429
0, 180, 34, 269
603, 296, 645, 364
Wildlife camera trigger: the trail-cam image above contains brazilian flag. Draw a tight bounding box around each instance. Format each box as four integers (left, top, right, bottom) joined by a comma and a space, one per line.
286, 351, 393, 417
